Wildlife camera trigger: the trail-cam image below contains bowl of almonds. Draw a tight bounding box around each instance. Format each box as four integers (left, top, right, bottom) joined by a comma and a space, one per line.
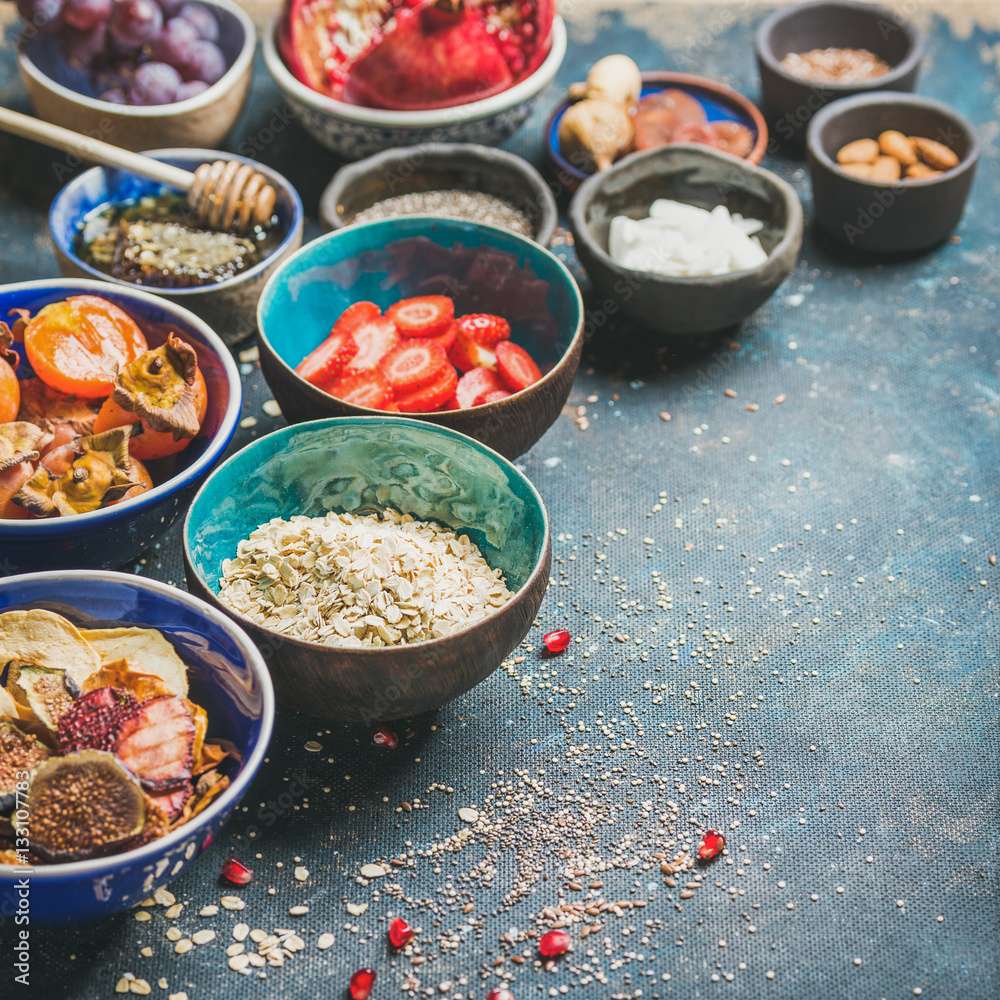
806, 92, 980, 254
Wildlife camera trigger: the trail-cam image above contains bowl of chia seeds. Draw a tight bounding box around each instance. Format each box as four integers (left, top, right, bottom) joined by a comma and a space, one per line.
319, 143, 558, 246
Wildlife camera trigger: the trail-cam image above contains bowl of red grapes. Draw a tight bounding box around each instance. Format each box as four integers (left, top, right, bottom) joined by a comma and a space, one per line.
14, 0, 255, 151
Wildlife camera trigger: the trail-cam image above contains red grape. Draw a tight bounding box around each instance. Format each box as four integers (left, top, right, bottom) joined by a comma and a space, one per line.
62, 0, 109, 30
175, 78, 208, 100
100, 85, 128, 103
149, 15, 196, 66
59, 21, 106, 65
178, 37, 224, 83
157, 0, 185, 13
128, 59, 180, 104
178, 1, 217, 41
16, 0, 64, 35
108, 0, 163, 47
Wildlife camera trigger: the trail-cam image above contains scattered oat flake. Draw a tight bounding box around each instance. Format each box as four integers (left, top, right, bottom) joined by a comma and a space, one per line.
134, 911, 151, 922
289, 905, 310, 916
361, 863, 386, 878
238, 345, 259, 364
140, 947, 152, 958
174, 940, 193, 955
129, 981, 151, 996
724, 388, 737, 398
659, 411, 671, 421
458, 807, 479, 823
774, 393, 787, 404
240, 416, 258, 429
192, 929, 216, 945
168, 994, 189, 1000
318, 933, 336, 950
153, 888, 175, 906
746, 403, 759, 411
221, 896, 246, 910
232, 923, 250, 941
304, 740, 323, 752
294, 866, 310, 881
262, 400, 282, 417
346, 902, 369, 916
199, 905, 219, 917
115, 978, 131, 994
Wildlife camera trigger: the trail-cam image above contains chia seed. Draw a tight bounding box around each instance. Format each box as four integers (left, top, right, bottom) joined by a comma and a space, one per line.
351, 190, 534, 238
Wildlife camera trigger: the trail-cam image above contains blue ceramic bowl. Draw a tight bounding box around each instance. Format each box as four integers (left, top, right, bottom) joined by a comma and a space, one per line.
183, 418, 551, 721
50, 149, 304, 345
547, 71, 769, 191
256, 216, 584, 460
0, 571, 274, 925
0, 279, 241, 575
262, 15, 567, 160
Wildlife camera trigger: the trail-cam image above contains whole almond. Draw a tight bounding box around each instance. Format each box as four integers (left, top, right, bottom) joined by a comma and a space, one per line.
840, 162, 875, 179
837, 138, 879, 165
906, 162, 942, 180
878, 130, 916, 165
912, 136, 959, 170
870, 155, 902, 182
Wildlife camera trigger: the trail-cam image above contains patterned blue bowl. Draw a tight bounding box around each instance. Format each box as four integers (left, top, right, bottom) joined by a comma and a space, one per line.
262, 15, 567, 160
49, 149, 304, 345
0, 571, 274, 925
183, 417, 552, 720
0, 279, 241, 575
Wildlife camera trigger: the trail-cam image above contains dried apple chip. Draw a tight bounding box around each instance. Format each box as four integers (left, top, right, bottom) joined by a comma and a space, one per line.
81, 627, 189, 697
0, 609, 101, 688
82, 663, 174, 702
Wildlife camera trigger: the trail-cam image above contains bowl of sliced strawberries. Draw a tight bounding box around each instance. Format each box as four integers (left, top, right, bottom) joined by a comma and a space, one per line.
256, 217, 584, 459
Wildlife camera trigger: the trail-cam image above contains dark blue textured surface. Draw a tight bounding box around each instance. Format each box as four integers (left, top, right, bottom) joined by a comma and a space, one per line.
0, 4, 997, 999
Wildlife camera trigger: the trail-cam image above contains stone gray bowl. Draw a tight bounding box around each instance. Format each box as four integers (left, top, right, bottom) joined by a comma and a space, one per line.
806, 92, 980, 255
319, 143, 558, 245
755, 0, 923, 154
568, 143, 804, 336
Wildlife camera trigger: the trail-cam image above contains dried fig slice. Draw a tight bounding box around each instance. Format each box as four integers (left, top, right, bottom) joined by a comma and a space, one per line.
11, 663, 77, 733
113, 695, 196, 793
27, 750, 146, 862
58, 686, 140, 754
0, 721, 52, 813
14, 427, 135, 517
15, 378, 100, 436
112, 334, 202, 440
0, 422, 44, 473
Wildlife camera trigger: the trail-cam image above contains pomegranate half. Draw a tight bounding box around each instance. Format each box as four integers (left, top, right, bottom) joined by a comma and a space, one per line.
279, 0, 555, 110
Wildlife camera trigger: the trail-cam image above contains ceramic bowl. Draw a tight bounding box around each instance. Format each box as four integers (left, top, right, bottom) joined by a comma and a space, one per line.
17, 0, 255, 153
256, 216, 584, 460
0, 279, 241, 575
261, 14, 567, 160
755, 0, 923, 153
0, 570, 273, 925
319, 143, 558, 246
806, 92, 980, 254
183, 417, 551, 721
569, 143, 804, 336
49, 148, 304, 345
547, 71, 769, 192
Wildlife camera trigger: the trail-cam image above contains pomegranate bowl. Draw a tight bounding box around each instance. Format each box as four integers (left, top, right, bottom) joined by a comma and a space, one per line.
262, 4, 567, 159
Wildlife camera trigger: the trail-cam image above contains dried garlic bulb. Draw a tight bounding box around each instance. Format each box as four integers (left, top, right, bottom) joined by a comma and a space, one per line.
569, 54, 643, 108
558, 99, 634, 172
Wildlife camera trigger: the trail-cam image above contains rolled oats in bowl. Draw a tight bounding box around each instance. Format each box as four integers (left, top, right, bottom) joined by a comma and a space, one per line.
217, 508, 513, 648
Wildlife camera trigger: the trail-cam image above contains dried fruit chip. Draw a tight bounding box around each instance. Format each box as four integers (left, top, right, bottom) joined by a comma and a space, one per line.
112, 334, 202, 439
58, 686, 140, 754
80, 627, 189, 698
147, 785, 193, 822
0, 721, 52, 811
82, 663, 175, 702
0, 610, 101, 688
28, 750, 146, 862
0, 422, 45, 473
11, 663, 77, 733
113, 695, 196, 792
14, 427, 135, 517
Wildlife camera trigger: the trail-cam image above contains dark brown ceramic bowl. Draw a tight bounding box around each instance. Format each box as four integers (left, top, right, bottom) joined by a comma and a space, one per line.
806, 92, 979, 254
256, 217, 584, 461
182, 418, 551, 722
755, 0, 923, 154
319, 143, 558, 245
569, 143, 804, 336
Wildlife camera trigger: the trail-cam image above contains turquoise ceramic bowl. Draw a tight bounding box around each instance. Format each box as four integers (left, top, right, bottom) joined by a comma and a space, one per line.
182, 418, 551, 721
255, 216, 584, 460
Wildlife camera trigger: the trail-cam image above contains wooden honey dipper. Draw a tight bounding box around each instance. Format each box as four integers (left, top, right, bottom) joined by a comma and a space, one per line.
0, 106, 276, 232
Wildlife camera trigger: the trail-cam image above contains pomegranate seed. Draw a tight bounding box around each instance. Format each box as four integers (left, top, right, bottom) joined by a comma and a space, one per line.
388, 916, 414, 947
698, 829, 726, 861
220, 856, 253, 884
349, 967, 376, 1000
542, 629, 571, 653
486, 989, 516, 1000
538, 928, 571, 957
370, 723, 399, 749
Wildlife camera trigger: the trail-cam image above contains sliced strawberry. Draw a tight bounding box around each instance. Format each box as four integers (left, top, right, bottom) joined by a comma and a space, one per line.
495, 341, 542, 392
479, 389, 511, 405
427, 322, 458, 353
327, 370, 394, 409
455, 367, 506, 409
441, 394, 460, 411
386, 295, 454, 337
448, 331, 497, 373
148, 785, 193, 821
294, 328, 358, 386
394, 365, 458, 413
342, 316, 401, 374
457, 313, 511, 348
113, 695, 196, 793
379, 339, 448, 391
332, 300, 381, 336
